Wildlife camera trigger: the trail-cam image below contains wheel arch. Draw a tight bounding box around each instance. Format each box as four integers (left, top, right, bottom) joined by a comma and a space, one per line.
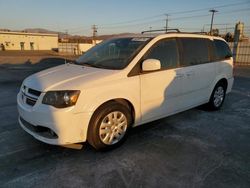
206, 77, 228, 111
93, 98, 136, 124
86, 98, 136, 148
210, 76, 228, 95
217, 78, 228, 90
87, 98, 136, 137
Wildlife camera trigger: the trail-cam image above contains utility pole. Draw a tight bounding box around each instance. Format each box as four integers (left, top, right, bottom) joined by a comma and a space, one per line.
209, 9, 218, 35
92, 25, 97, 45
64, 29, 69, 42
65, 30, 68, 54
165, 14, 169, 33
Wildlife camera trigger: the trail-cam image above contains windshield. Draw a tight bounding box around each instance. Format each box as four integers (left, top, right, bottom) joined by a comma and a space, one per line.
76, 37, 151, 70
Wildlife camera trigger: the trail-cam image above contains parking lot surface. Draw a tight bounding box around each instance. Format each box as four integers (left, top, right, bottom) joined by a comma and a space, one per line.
0, 60, 249, 188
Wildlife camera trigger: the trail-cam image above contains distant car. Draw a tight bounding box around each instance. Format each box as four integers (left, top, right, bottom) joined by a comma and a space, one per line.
17, 33, 234, 150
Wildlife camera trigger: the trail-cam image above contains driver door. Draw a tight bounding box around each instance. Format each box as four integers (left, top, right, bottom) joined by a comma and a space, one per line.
140, 38, 184, 122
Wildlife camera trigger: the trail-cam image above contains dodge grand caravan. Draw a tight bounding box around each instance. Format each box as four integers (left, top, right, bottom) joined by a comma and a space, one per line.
17, 33, 234, 150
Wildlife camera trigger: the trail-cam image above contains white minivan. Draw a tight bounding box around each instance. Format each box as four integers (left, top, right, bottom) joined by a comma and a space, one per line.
17, 33, 234, 150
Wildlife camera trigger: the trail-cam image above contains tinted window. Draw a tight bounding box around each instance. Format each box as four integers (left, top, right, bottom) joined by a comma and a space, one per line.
213, 39, 232, 60
180, 38, 209, 66
144, 38, 179, 69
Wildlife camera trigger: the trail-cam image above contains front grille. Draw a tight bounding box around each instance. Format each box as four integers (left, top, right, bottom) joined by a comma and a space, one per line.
26, 98, 36, 106
28, 88, 41, 97
21, 85, 41, 106
20, 117, 58, 139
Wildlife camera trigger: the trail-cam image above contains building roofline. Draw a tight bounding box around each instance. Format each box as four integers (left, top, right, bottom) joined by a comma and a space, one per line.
0, 31, 58, 37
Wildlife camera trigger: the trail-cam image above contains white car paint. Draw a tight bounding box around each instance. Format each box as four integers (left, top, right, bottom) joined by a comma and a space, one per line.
17, 33, 234, 145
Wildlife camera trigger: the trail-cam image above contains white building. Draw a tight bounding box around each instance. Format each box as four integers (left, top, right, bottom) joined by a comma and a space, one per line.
59, 40, 102, 55
0, 31, 58, 51
79, 40, 102, 53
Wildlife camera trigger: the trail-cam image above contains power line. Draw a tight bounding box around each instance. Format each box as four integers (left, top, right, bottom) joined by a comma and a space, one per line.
99, 14, 213, 30
169, 7, 250, 21
98, 13, 213, 30
99, 18, 164, 29
217, 7, 250, 15
171, 13, 211, 21
166, 1, 249, 15
98, 7, 250, 30
97, 1, 249, 27
99, 14, 164, 27
70, 2, 250, 30
65, 1, 250, 35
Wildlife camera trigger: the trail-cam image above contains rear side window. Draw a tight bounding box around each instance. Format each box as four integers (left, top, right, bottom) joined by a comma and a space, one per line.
213, 39, 232, 60
180, 38, 209, 66
144, 38, 179, 69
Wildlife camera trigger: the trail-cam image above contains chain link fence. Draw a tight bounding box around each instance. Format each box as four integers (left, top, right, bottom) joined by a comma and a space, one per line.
58, 41, 250, 66
58, 43, 80, 55
229, 42, 250, 66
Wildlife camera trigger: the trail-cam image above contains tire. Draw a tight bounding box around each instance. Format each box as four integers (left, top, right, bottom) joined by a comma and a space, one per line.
87, 102, 132, 151
206, 82, 227, 111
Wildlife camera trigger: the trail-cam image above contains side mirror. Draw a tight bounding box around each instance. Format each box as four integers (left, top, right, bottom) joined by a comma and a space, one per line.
142, 59, 161, 72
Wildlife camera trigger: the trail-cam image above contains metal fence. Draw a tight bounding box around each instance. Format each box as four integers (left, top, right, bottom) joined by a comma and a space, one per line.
58, 43, 80, 55
229, 42, 250, 66
58, 41, 250, 66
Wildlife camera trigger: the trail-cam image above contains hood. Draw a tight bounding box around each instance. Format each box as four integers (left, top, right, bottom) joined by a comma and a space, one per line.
23, 64, 120, 92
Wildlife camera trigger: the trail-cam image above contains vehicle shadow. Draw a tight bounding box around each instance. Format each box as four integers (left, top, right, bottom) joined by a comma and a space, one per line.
0, 57, 77, 84
0, 57, 76, 70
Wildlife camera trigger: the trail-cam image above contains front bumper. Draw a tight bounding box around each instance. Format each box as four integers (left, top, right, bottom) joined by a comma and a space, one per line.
17, 92, 92, 145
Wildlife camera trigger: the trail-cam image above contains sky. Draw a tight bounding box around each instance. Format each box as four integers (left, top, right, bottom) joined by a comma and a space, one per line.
0, 0, 249, 36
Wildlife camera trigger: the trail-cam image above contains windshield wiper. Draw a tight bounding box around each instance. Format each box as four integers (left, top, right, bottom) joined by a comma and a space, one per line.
74, 61, 91, 66
65, 59, 77, 64
80, 62, 104, 69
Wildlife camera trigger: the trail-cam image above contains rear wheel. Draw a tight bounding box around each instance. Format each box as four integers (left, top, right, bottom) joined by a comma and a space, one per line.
207, 82, 226, 110
87, 102, 132, 151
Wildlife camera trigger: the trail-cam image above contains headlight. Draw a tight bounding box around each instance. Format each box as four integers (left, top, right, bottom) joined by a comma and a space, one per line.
42, 90, 80, 108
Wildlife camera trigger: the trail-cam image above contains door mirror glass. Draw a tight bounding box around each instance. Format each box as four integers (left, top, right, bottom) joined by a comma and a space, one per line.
142, 59, 161, 72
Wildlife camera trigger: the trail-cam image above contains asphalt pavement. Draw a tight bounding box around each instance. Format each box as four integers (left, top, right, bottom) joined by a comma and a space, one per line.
0, 63, 249, 188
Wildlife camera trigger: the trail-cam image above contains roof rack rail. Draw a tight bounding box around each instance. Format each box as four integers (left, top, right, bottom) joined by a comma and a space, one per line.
141, 29, 180, 34
141, 29, 212, 36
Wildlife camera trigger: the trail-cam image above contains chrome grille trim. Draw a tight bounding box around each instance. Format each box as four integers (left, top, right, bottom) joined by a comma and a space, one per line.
28, 88, 41, 97
21, 85, 41, 106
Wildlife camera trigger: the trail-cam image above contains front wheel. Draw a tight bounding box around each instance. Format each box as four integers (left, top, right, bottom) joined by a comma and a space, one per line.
87, 102, 132, 151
